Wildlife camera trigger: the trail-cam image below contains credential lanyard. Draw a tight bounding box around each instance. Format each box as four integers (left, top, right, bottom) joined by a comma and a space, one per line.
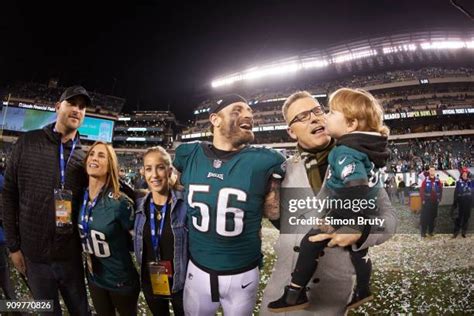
80, 189, 101, 242
149, 196, 169, 260
59, 138, 77, 189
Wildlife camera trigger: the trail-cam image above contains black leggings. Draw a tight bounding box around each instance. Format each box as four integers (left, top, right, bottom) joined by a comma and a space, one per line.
89, 281, 139, 316
291, 228, 371, 294
141, 265, 184, 316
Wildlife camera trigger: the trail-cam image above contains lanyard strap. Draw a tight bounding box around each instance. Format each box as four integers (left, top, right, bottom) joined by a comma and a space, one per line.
59, 139, 77, 189
80, 189, 101, 241
149, 195, 170, 259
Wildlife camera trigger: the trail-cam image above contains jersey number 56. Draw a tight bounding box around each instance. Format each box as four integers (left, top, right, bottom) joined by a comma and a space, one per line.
188, 184, 247, 237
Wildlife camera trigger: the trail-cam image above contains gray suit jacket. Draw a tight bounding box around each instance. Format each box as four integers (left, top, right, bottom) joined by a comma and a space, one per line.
261, 154, 397, 316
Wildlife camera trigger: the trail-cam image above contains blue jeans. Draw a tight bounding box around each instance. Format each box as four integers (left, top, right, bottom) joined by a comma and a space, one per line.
25, 256, 90, 316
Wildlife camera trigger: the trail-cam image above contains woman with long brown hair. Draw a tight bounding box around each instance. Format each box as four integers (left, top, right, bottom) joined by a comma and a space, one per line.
79, 141, 139, 315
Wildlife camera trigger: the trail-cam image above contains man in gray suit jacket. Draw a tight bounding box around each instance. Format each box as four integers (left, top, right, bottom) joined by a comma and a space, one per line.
261, 91, 397, 315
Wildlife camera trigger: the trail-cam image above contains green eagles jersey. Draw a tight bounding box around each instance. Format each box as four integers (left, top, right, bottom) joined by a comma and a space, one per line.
326, 145, 382, 194
78, 190, 139, 293
173, 142, 286, 272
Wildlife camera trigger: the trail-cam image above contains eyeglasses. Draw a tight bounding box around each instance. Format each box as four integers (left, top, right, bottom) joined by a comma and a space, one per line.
288, 106, 326, 126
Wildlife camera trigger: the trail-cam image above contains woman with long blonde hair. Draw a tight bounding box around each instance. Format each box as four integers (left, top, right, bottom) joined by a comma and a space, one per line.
79, 141, 139, 315
134, 146, 187, 315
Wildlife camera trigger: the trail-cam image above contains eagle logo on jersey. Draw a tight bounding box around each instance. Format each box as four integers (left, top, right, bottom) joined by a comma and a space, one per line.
213, 159, 222, 169
341, 162, 356, 180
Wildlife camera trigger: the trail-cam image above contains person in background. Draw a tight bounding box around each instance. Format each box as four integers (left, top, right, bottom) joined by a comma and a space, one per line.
118, 166, 136, 202
135, 166, 149, 190
134, 146, 187, 315
397, 176, 406, 205
79, 141, 139, 315
452, 167, 472, 238
385, 175, 397, 203
419, 166, 443, 238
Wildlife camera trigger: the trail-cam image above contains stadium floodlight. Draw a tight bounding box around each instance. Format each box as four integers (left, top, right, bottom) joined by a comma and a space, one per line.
332, 49, 377, 63
211, 33, 474, 88
301, 59, 329, 69
420, 40, 467, 50
383, 44, 417, 54
212, 62, 302, 87
118, 117, 131, 121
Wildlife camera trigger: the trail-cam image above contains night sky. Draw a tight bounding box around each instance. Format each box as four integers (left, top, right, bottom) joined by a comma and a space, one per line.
1, 0, 473, 120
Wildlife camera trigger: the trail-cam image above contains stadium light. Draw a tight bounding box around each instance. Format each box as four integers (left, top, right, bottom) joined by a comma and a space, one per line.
331, 49, 377, 63
383, 44, 417, 54
301, 59, 329, 69
211, 35, 474, 88
420, 40, 468, 50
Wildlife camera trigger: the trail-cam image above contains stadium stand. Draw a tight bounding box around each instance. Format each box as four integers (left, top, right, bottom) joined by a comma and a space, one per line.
3, 82, 126, 115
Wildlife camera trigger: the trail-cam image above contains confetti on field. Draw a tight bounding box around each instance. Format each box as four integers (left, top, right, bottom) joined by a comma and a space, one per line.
257, 204, 474, 315
6, 204, 473, 315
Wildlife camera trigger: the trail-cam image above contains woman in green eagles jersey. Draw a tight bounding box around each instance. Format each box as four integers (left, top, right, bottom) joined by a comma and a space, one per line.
79, 141, 139, 315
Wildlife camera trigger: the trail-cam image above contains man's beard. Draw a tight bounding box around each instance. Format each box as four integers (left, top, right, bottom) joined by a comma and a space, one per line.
221, 120, 254, 147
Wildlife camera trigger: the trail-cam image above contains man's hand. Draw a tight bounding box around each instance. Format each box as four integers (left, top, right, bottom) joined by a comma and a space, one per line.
10, 250, 26, 276
309, 232, 362, 247
263, 177, 282, 220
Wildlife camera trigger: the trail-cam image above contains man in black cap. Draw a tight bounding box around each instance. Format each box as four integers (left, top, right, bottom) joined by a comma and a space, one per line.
3, 85, 91, 315
173, 95, 286, 315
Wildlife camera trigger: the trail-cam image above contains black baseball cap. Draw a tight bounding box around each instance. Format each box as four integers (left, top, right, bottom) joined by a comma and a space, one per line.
209, 94, 248, 114
59, 85, 92, 106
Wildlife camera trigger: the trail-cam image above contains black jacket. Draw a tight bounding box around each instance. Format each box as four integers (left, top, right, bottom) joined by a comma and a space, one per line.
3, 123, 87, 263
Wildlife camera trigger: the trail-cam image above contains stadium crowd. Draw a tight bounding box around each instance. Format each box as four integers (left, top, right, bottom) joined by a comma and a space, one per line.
3, 82, 126, 114
185, 67, 474, 137
193, 66, 474, 112
387, 136, 473, 173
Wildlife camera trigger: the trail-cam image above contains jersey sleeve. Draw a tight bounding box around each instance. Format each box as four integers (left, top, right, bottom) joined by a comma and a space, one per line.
173, 142, 198, 173
333, 151, 369, 187
117, 196, 135, 231
266, 149, 287, 180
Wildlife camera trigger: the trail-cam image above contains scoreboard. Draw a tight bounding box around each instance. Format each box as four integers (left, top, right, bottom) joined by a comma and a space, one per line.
0, 103, 115, 143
